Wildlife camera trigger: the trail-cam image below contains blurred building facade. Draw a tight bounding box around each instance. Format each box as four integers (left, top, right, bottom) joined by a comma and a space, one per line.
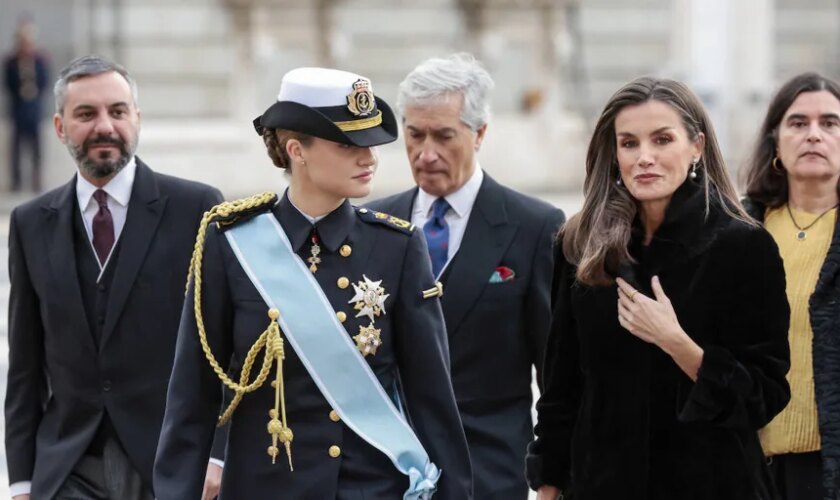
1, 0, 839, 198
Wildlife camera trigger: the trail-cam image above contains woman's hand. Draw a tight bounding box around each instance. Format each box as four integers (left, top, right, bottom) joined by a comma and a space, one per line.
616, 276, 704, 380
537, 484, 562, 500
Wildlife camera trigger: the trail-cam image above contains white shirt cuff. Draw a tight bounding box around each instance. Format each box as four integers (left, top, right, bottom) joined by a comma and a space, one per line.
209, 458, 225, 469
9, 481, 31, 497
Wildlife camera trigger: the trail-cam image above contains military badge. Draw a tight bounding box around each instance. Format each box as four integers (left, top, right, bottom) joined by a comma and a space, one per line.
353, 324, 382, 356
348, 275, 389, 323
346, 78, 376, 117
307, 233, 321, 273
388, 216, 412, 230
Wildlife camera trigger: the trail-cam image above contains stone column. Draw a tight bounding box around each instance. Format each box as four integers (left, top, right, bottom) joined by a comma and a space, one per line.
670, 0, 774, 172
729, 0, 774, 171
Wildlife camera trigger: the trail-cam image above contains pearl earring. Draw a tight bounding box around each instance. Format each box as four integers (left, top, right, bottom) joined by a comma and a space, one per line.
689, 159, 699, 179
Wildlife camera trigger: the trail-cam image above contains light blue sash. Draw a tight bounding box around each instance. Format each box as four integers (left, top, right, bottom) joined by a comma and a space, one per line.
225, 213, 440, 500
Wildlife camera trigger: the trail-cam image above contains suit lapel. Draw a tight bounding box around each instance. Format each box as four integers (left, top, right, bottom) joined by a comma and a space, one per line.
385, 188, 417, 221
441, 176, 518, 336
101, 160, 167, 347
44, 178, 97, 354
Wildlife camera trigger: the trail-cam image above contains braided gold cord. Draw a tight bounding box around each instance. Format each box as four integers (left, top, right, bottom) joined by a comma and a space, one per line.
186, 192, 293, 468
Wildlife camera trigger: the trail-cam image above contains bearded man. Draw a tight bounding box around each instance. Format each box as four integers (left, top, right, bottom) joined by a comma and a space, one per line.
5, 55, 226, 500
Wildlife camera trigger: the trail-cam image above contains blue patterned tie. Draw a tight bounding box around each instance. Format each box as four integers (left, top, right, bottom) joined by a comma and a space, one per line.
424, 197, 451, 278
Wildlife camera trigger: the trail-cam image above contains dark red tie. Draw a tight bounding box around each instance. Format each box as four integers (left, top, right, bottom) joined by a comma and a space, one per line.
92, 189, 114, 265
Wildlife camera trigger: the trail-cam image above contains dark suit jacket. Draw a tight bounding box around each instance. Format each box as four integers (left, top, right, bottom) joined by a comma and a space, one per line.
5, 159, 223, 499
366, 173, 564, 499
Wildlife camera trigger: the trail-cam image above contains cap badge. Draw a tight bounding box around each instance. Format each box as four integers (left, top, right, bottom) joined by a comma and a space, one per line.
347, 78, 376, 117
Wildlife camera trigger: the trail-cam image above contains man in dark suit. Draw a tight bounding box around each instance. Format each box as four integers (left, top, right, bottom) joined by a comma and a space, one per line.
5, 55, 225, 500
367, 53, 565, 500
3, 18, 49, 192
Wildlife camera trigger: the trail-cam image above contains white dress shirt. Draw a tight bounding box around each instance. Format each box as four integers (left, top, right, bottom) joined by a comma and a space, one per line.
412, 165, 484, 277
289, 196, 327, 224
75, 157, 136, 275
10, 160, 142, 498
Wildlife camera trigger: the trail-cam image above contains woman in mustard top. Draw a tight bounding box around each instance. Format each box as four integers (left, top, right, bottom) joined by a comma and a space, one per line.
743, 72, 840, 500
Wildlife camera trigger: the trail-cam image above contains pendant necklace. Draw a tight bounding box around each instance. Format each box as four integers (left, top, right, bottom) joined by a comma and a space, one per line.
786, 203, 838, 241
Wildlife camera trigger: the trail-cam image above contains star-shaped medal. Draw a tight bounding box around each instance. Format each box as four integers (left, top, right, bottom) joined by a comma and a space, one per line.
348, 275, 389, 323
353, 324, 382, 356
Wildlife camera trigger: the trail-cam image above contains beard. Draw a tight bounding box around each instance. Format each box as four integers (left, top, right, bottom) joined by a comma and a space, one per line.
68, 133, 137, 179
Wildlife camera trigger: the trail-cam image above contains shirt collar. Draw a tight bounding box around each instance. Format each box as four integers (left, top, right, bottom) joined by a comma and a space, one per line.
75, 156, 137, 209
275, 190, 355, 252
415, 164, 484, 218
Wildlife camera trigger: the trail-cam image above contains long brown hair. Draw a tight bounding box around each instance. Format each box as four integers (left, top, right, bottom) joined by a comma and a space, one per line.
562, 77, 753, 286
742, 72, 840, 208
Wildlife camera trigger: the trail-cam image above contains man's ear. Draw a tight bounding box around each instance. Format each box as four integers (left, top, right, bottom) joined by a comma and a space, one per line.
474, 123, 488, 151
54, 113, 66, 143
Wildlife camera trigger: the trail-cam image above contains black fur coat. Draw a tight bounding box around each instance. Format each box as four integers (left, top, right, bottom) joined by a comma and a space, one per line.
527, 181, 792, 499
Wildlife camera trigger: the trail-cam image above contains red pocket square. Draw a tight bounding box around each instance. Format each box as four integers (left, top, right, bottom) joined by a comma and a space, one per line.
489, 266, 516, 283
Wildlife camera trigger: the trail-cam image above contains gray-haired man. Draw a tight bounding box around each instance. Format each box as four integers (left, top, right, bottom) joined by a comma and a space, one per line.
367, 53, 565, 500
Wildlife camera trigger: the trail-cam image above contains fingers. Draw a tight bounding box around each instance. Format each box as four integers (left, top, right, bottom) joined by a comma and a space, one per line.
651, 275, 671, 305
615, 277, 636, 299
617, 302, 633, 331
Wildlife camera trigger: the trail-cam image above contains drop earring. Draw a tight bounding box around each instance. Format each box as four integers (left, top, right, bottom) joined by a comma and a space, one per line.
616, 176, 623, 186
689, 158, 699, 179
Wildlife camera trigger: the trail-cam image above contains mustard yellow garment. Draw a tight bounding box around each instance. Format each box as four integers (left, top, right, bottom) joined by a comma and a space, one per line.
759, 205, 836, 456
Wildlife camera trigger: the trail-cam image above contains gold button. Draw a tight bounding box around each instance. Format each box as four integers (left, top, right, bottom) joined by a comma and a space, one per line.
336, 311, 347, 323
329, 445, 341, 458
329, 410, 340, 422
337, 277, 349, 289
340, 245, 352, 257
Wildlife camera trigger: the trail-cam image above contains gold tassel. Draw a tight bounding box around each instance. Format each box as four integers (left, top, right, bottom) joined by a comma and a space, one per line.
188, 193, 298, 468
266, 309, 294, 470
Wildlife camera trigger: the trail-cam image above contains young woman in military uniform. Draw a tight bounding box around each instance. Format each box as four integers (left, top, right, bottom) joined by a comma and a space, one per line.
153, 68, 473, 499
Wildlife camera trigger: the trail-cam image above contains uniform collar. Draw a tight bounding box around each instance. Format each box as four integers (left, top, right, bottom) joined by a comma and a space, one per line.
274, 190, 355, 252
75, 156, 137, 209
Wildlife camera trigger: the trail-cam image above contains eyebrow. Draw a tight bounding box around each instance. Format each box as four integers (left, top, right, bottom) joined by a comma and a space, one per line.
616, 126, 675, 137
72, 101, 131, 112
406, 125, 457, 134
785, 112, 840, 121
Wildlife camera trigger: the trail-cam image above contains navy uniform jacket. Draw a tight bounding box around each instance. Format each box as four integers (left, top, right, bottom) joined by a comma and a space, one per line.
367, 174, 564, 499
154, 193, 473, 499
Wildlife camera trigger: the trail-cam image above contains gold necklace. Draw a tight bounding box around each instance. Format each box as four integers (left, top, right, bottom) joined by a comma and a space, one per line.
786, 203, 838, 241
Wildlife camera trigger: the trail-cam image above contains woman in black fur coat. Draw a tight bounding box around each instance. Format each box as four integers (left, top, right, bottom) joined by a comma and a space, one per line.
527, 77, 791, 500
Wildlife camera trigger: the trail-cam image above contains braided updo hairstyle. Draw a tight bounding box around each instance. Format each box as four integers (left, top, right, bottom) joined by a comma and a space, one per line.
262, 128, 314, 170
